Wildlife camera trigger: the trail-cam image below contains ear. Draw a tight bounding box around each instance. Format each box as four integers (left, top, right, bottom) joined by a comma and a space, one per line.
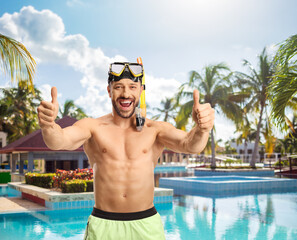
107, 85, 111, 98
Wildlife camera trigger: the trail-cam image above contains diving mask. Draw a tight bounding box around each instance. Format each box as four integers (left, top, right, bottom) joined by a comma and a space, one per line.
108, 62, 143, 84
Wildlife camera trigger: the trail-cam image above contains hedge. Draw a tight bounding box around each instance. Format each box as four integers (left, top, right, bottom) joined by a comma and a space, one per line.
61, 179, 86, 193
25, 172, 55, 188
86, 180, 93, 192
25, 169, 93, 193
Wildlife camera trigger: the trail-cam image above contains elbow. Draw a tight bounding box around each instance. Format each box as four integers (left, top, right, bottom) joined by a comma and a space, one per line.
185, 148, 201, 155
181, 141, 201, 154
44, 142, 62, 151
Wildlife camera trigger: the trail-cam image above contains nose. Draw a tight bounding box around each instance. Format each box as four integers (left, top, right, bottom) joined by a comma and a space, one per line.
122, 87, 131, 98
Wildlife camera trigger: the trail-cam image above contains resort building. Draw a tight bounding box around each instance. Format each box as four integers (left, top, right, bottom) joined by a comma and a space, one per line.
0, 131, 7, 165
230, 141, 263, 162
0, 116, 89, 181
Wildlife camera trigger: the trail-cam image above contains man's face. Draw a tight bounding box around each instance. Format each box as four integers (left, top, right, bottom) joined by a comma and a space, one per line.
108, 78, 142, 119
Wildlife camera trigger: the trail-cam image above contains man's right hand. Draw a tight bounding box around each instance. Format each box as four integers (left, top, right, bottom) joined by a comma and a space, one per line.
37, 86, 59, 129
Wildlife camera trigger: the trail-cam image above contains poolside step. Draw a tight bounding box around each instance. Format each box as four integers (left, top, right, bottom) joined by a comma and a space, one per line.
8, 182, 173, 210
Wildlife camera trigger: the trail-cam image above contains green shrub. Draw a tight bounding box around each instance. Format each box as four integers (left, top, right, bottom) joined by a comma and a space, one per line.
61, 179, 87, 193
0, 171, 11, 184
85, 180, 93, 192
274, 160, 288, 168
25, 172, 55, 188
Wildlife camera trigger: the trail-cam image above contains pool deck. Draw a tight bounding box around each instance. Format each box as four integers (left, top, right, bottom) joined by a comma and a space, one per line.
1, 183, 46, 213
0, 197, 47, 213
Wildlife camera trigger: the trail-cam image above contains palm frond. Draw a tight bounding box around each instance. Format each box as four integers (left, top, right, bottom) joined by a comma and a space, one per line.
0, 34, 36, 91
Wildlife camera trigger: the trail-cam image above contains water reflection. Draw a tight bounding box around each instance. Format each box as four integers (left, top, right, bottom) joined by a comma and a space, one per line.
157, 193, 297, 240
0, 208, 91, 239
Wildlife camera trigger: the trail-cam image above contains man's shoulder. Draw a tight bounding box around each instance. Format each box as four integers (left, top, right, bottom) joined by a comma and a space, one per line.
73, 114, 112, 128
145, 119, 175, 130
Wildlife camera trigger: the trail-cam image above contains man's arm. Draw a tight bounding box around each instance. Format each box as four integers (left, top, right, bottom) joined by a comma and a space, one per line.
157, 90, 214, 154
37, 87, 91, 150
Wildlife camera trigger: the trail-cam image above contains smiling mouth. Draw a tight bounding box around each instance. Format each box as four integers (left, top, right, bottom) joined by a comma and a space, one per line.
118, 99, 133, 109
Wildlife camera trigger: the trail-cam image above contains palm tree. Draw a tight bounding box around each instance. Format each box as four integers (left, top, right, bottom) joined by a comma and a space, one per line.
153, 97, 177, 123
263, 117, 277, 156
0, 81, 42, 143
236, 48, 275, 168
276, 114, 297, 155
58, 100, 88, 120
176, 63, 244, 168
275, 138, 292, 156
269, 34, 297, 129
0, 34, 36, 90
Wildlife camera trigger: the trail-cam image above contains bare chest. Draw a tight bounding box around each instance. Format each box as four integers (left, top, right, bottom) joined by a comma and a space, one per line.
85, 125, 158, 160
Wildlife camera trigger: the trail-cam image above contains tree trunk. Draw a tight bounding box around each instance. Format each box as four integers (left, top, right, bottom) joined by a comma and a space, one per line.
244, 139, 248, 163
210, 128, 216, 169
250, 103, 264, 168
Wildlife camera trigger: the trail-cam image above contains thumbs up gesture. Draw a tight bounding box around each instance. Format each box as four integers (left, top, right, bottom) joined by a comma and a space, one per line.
37, 87, 59, 129
192, 89, 215, 133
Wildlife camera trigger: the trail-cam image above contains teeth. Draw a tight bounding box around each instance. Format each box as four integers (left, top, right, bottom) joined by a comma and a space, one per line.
122, 101, 131, 104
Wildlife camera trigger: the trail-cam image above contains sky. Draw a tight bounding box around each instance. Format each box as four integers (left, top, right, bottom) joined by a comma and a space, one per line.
0, 0, 296, 143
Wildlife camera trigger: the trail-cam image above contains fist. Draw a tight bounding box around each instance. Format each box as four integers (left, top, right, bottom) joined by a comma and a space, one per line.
37, 87, 59, 128
192, 89, 215, 132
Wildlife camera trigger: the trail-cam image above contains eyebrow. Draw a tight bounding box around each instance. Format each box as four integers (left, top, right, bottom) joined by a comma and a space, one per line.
113, 83, 138, 87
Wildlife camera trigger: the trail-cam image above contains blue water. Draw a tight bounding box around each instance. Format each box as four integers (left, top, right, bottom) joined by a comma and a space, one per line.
186, 176, 272, 181
154, 165, 187, 173
0, 186, 20, 197
1, 192, 297, 240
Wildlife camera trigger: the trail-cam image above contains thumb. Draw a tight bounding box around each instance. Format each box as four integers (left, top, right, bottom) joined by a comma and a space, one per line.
193, 89, 200, 108
51, 86, 58, 104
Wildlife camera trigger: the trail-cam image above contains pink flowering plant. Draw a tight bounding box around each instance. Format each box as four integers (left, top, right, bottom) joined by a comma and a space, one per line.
53, 168, 93, 188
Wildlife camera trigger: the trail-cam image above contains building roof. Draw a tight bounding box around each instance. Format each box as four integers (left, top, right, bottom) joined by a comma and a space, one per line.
0, 116, 83, 154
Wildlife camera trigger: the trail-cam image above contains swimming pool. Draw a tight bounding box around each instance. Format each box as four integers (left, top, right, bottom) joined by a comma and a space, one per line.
1, 192, 297, 239
159, 176, 297, 197
0, 185, 21, 198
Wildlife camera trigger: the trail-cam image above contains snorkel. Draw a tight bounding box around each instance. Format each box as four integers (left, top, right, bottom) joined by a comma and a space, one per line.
108, 58, 146, 131
136, 57, 146, 131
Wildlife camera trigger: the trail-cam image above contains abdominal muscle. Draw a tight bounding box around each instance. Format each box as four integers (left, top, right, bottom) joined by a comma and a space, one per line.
91, 155, 155, 213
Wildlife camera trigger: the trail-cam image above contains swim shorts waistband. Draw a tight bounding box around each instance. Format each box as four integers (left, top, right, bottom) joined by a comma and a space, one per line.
91, 206, 158, 221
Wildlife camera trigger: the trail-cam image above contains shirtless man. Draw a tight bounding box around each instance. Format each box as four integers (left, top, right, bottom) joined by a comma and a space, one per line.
37, 61, 215, 240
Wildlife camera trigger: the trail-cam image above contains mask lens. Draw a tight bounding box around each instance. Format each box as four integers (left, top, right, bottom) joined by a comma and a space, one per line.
111, 63, 125, 75
129, 64, 143, 76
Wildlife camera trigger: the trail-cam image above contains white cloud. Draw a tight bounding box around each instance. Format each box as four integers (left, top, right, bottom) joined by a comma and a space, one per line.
39, 84, 62, 102
0, 6, 180, 118
214, 114, 237, 143
145, 74, 180, 109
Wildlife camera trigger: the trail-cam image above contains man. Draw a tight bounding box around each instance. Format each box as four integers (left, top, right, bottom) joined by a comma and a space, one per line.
37, 61, 215, 240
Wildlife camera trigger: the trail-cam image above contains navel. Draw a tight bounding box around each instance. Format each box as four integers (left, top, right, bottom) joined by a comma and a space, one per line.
102, 148, 107, 153
147, 123, 151, 127
143, 149, 147, 154
123, 194, 127, 198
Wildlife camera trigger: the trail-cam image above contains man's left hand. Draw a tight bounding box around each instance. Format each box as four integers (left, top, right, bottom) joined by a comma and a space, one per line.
192, 89, 215, 133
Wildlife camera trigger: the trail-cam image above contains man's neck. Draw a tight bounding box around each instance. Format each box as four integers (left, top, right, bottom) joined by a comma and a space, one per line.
111, 110, 135, 129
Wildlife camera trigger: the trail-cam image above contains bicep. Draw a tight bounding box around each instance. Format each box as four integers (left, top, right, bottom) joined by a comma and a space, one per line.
157, 122, 188, 153
62, 119, 92, 150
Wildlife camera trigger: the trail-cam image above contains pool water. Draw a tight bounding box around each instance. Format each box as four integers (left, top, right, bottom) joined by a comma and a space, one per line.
188, 176, 272, 181
1, 192, 297, 240
0, 186, 21, 197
